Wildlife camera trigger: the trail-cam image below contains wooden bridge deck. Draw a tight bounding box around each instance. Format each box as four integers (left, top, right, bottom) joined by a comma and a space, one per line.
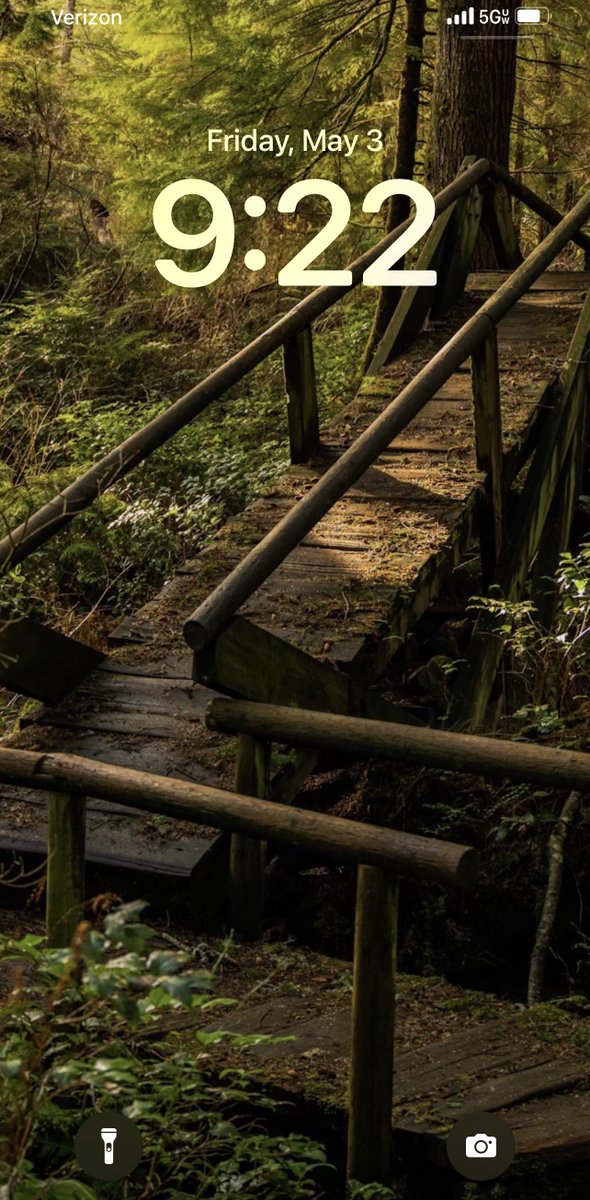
191, 953, 590, 1166
1, 270, 589, 877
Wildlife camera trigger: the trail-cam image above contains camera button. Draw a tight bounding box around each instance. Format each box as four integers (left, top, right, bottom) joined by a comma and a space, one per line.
446, 1112, 516, 1181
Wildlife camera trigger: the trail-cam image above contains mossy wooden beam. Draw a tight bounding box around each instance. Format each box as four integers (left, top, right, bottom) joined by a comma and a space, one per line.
348, 866, 398, 1185
531, 435, 579, 630
284, 326, 320, 464
46, 793, 86, 947
490, 163, 590, 258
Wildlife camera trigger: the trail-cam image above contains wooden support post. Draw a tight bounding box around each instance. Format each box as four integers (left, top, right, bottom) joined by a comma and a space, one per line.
283, 326, 320, 464
483, 181, 523, 270
46, 793, 86, 947
472, 327, 503, 585
229, 734, 270, 941
367, 203, 458, 374
430, 160, 482, 318
347, 865, 398, 1187
532, 434, 579, 630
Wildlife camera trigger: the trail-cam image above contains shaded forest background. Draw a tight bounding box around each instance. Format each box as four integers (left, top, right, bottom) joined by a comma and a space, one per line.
1, 0, 589, 716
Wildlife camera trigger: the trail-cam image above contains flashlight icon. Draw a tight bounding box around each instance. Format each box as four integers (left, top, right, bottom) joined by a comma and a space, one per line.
100, 1127, 117, 1166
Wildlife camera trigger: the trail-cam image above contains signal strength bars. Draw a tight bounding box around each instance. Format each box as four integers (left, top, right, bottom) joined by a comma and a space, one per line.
447, 6, 476, 22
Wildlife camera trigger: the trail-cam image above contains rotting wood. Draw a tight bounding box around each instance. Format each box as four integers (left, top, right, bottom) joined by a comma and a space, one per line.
0, 746, 478, 886
46, 792, 86, 947
348, 866, 397, 1185
229, 735, 270, 941
205, 698, 590, 795
193, 614, 424, 724
284, 326, 320, 464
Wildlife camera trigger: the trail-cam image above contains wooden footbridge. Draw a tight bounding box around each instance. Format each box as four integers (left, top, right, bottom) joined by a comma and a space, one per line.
2, 158, 590, 1186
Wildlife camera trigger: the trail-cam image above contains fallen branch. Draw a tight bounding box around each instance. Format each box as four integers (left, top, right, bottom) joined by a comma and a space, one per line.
527, 790, 583, 1006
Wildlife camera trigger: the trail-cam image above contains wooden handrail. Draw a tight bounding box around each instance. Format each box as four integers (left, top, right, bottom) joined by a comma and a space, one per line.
0, 159, 490, 573
184, 187, 590, 651
206, 698, 590, 793
490, 163, 590, 257
0, 745, 477, 886
0, 741, 478, 1188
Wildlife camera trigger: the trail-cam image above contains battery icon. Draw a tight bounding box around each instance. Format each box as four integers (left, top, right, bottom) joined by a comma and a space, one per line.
516, 7, 544, 21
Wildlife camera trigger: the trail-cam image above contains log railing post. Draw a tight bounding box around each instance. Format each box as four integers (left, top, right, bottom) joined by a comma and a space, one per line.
347, 864, 398, 1187
472, 327, 504, 587
46, 793, 86, 947
283, 325, 320, 464
229, 734, 270, 940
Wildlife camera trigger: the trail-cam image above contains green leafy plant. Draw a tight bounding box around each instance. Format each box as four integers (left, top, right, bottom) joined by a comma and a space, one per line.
0, 902, 332, 1199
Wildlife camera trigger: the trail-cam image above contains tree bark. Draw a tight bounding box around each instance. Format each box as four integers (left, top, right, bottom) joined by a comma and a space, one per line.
60, 0, 76, 66
527, 791, 582, 1006
429, 0, 519, 192
363, 0, 428, 369
537, 37, 562, 241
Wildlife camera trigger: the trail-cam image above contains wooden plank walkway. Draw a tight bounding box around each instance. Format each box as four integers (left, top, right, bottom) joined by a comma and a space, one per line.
202, 972, 590, 1164
0, 271, 588, 876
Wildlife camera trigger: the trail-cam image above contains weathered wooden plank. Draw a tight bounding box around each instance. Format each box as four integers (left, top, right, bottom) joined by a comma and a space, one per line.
531, 434, 579, 629
194, 615, 354, 712
0, 613, 104, 702
467, 271, 590, 293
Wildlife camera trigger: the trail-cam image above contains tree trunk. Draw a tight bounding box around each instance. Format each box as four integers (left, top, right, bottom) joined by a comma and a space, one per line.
513, 74, 525, 238
527, 791, 581, 1006
60, 0, 76, 66
537, 37, 561, 241
429, 0, 519, 192
363, 0, 428, 369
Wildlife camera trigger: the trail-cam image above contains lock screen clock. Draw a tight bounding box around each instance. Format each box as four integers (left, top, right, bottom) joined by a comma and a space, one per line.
153, 178, 438, 289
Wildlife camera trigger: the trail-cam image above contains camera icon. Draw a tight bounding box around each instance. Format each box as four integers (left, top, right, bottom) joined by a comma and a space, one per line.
465, 1133, 497, 1158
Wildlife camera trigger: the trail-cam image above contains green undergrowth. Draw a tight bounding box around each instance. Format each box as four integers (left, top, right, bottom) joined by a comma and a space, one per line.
0, 900, 394, 1200
0, 270, 371, 638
